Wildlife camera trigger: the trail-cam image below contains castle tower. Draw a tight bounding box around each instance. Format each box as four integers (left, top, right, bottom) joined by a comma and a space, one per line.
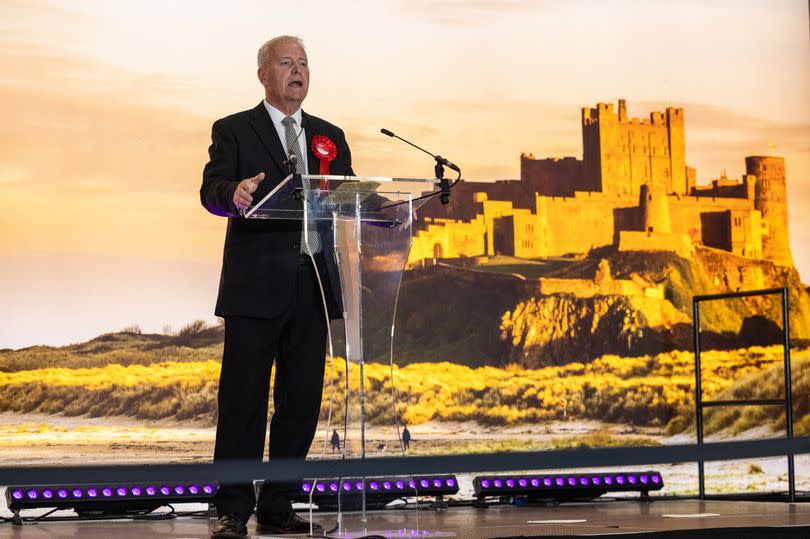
747, 156, 793, 266
582, 101, 688, 198
640, 183, 671, 234
665, 107, 687, 195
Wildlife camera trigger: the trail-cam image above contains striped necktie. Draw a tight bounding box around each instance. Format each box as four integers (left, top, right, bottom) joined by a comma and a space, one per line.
282, 116, 321, 254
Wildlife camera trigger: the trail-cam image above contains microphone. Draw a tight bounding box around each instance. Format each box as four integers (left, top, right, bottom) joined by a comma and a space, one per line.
379, 128, 461, 173
284, 150, 303, 199
284, 150, 298, 171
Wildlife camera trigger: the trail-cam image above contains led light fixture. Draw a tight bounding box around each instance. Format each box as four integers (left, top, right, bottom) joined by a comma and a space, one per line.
473, 471, 663, 502
6, 482, 219, 516
295, 475, 459, 510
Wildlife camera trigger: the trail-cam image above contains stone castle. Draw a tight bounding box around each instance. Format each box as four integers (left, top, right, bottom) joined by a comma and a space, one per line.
409, 99, 794, 268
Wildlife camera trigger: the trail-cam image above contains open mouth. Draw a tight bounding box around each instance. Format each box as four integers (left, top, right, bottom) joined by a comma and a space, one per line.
289, 81, 303, 88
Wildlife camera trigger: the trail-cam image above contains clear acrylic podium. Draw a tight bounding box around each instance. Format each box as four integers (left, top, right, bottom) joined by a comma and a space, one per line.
245, 173, 439, 534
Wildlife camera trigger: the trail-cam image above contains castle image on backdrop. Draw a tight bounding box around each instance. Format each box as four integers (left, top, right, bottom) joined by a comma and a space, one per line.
409, 99, 793, 271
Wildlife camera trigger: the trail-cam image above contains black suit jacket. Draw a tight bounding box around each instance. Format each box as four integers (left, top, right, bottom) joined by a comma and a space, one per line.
200, 102, 354, 320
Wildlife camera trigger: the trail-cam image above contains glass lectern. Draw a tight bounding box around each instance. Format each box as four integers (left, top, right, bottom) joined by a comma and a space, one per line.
245, 173, 440, 535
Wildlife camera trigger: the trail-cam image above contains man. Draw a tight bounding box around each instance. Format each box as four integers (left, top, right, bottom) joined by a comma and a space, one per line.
402, 424, 411, 451
200, 35, 354, 538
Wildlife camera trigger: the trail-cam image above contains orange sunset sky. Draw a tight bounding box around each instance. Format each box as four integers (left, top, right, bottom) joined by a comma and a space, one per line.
2, 0, 809, 349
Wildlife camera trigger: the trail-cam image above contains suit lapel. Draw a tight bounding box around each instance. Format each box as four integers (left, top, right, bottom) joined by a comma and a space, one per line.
248, 102, 287, 173
301, 111, 320, 176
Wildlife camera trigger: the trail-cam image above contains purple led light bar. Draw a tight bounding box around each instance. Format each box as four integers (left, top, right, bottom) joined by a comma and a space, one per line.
6, 481, 221, 511
474, 471, 664, 499
295, 475, 460, 502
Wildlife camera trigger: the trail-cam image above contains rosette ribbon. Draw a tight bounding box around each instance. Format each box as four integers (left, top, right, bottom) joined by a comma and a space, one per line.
311, 135, 337, 190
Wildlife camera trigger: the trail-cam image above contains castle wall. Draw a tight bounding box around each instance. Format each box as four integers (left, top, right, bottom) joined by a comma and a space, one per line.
538, 276, 646, 297
729, 208, 763, 260
409, 216, 486, 265
510, 213, 546, 258
618, 231, 694, 258
667, 194, 753, 247
520, 155, 587, 196
691, 175, 752, 199
535, 192, 633, 256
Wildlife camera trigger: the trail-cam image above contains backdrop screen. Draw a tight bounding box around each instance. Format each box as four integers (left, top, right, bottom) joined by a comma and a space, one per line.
1, 0, 809, 498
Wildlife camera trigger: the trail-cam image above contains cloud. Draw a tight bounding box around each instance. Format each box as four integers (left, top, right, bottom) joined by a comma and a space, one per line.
0, 45, 211, 197
394, 0, 562, 27
631, 101, 810, 177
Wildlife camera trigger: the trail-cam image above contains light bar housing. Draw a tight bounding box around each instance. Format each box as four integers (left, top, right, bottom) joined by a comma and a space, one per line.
473, 471, 663, 501
6, 482, 219, 515
295, 475, 459, 510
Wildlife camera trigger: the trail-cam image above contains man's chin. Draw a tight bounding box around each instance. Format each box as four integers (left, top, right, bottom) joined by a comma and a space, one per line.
285, 93, 307, 105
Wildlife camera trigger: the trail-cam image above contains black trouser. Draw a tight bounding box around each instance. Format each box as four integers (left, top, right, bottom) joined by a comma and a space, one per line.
213, 258, 328, 518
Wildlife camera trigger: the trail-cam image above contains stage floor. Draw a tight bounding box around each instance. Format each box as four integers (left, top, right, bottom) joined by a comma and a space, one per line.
2, 498, 810, 538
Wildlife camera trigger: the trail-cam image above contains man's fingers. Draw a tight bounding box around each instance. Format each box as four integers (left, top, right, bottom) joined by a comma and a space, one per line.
234, 173, 264, 210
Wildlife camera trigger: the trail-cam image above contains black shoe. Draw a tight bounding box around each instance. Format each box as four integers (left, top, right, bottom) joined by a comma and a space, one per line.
257, 510, 324, 535
211, 513, 248, 538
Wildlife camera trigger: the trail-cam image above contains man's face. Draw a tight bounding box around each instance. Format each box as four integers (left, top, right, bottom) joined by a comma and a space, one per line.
259, 41, 309, 113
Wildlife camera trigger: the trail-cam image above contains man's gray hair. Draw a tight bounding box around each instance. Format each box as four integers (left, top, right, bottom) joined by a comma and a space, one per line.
257, 35, 306, 68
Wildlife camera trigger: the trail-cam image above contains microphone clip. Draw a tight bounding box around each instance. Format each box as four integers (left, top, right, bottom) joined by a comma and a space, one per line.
435, 158, 450, 205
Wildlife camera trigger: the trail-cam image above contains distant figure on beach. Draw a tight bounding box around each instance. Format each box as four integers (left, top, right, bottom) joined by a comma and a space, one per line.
330, 429, 340, 453
376, 442, 387, 453
402, 425, 411, 451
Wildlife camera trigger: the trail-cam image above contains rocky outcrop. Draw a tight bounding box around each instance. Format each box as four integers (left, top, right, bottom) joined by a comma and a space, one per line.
498, 246, 810, 368
500, 294, 690, 367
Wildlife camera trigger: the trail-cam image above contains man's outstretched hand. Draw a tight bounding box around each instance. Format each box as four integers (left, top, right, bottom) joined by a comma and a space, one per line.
233, 172, 266, 211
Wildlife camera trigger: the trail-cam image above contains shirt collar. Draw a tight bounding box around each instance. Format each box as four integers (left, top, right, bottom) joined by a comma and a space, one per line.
263, 100, 302, 128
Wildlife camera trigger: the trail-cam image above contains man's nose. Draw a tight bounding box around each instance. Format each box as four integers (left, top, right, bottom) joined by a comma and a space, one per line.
292, 63, 300, 74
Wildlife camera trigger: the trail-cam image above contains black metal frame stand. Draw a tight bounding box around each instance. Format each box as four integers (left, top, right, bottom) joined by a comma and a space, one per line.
692, 286, 795, 502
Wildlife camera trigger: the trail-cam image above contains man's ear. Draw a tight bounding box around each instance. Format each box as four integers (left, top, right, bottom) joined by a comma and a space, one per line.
257, 67, 265, 84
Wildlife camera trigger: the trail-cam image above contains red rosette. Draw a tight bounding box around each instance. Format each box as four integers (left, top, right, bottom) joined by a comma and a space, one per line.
311, 135, 337, 190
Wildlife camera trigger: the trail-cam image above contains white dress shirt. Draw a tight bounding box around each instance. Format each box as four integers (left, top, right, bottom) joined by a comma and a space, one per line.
263, 100, 309, 174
